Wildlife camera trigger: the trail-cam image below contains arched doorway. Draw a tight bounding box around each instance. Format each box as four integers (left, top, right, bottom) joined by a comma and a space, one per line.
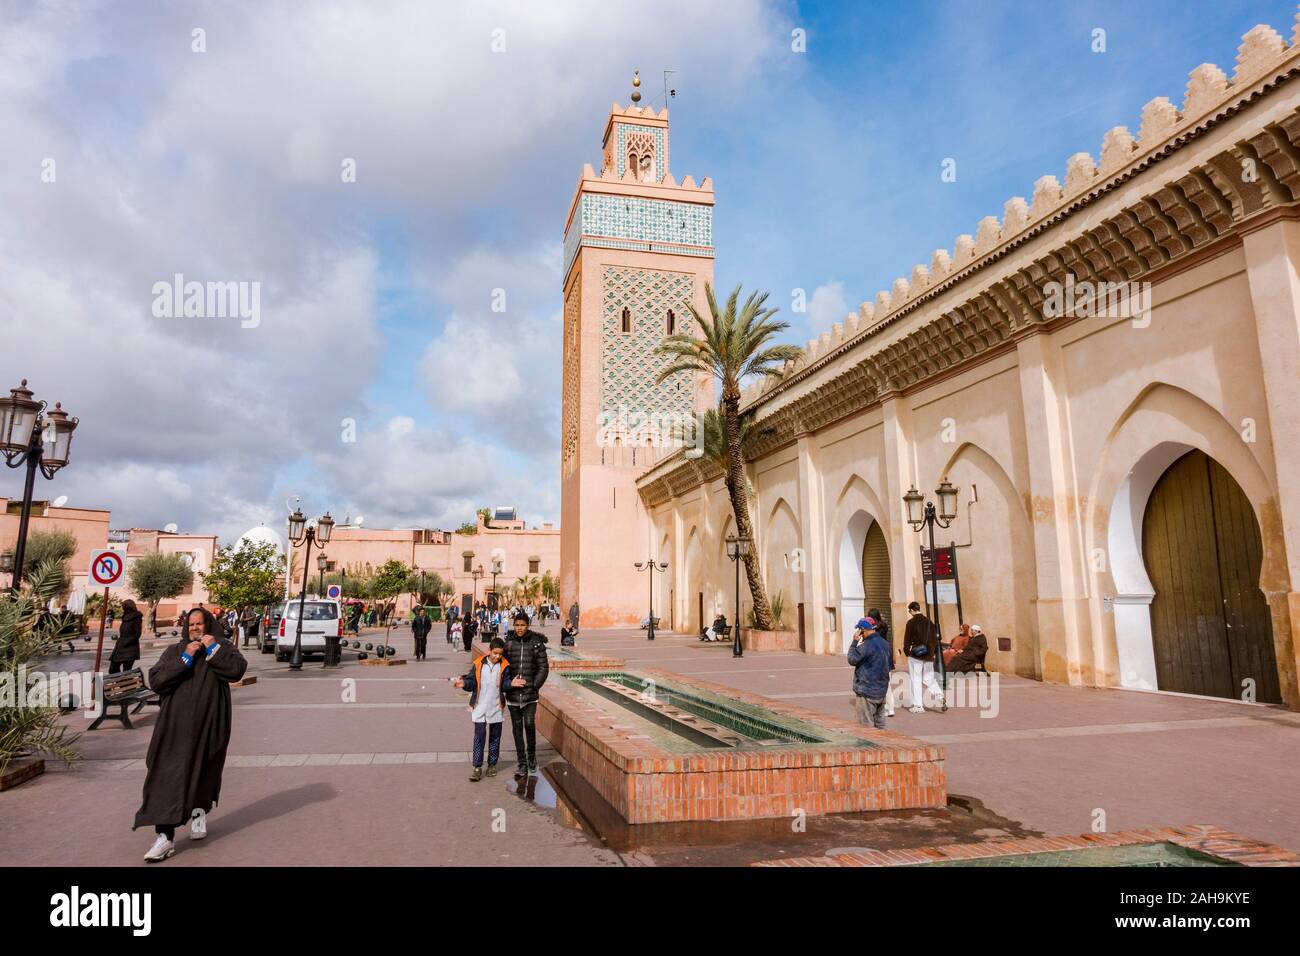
838, 510, 890, 652
1143, 450, 1279, 702
862, 520, 892, 636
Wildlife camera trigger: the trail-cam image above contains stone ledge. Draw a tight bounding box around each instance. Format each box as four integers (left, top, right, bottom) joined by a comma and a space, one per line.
752, 824, 1300, 866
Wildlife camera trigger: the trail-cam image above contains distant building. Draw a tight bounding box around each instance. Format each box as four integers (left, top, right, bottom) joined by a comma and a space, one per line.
111, 528, 218, 623
317, 511, 559, 616
0, 497, 110, 606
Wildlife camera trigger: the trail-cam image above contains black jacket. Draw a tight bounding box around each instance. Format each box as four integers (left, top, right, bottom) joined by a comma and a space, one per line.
502, 630, 549, 705
111, 609, 144, 662
412, 615, 432, 639
903, 613, 939, 660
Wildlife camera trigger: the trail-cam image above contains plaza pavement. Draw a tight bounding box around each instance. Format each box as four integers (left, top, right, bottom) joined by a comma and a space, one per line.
2, 622, 1297, 866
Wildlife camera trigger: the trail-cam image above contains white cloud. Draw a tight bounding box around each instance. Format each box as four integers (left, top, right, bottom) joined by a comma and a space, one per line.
806, 281, 848, 336
0, 0, 786, 542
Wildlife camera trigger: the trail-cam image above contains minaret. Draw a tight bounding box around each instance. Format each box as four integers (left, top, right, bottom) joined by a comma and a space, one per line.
560, 72, 715, 627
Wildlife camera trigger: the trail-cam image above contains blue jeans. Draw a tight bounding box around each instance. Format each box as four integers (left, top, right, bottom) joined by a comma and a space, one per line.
472, 721, 503, 768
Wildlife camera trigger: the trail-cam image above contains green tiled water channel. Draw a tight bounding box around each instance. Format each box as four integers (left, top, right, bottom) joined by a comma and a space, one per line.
563, 671, 873, 749
919, 843, 1238, 867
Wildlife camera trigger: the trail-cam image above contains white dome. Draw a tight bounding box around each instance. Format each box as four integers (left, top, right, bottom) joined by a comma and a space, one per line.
236, 524, 284, 555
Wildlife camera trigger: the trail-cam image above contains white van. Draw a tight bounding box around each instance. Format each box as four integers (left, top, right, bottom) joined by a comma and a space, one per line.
275, 599, 342, 662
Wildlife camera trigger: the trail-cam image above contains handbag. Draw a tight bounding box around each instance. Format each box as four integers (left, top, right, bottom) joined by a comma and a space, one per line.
910, 643, 930, 659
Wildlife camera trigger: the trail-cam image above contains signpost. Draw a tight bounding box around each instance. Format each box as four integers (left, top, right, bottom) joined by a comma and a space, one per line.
87, 550, 125, 677
326, 584, 342, 600
920, 544, 965, 617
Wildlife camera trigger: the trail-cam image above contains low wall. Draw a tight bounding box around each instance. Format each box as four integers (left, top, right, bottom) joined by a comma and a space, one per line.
536, 666, 946, 824
740, 628, 801, 652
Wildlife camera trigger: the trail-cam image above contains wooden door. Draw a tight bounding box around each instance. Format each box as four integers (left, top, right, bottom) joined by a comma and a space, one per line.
1143, 450, 1278, 702
861, 519, 893, 636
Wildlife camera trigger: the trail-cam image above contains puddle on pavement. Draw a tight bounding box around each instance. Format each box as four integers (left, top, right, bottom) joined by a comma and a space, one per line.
508, 759, 1041, 866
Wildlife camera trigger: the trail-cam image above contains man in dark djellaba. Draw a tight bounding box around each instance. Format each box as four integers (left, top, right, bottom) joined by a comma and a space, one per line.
134, 606, 247, 862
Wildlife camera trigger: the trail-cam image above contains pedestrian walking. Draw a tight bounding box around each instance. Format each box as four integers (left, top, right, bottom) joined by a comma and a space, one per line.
452, 636, 509, 781
412, 605, 432, 660
502, 611, 548, 777
848, 617, 891, 729
462, 614, 477, 653
133, 607, 248, 862
240, 607, 259, 648
902, 601, 944, 713
868, 606, 900, 716
109, 599, 143, 675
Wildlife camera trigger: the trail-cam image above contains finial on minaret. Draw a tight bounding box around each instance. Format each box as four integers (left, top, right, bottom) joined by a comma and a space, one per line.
630, 69, 641, 104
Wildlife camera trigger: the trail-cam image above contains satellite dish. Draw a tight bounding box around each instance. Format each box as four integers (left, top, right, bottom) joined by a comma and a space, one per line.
355, 515, 364, 526
164, 523, 179, 534
52, 495, 68, 508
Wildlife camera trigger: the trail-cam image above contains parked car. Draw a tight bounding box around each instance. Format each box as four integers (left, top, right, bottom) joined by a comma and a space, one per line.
275, 599, 342, 662
260, 605, 285, 654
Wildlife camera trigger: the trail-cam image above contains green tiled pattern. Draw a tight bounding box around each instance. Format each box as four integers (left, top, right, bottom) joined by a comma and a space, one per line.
920, 843, 1238, 867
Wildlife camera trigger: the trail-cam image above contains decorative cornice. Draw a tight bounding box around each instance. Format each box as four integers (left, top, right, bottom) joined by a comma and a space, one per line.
638, 11, 1300, 509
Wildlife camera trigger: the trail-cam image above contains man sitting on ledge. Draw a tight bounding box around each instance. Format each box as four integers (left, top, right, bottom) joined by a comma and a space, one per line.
944, 623, 988, 673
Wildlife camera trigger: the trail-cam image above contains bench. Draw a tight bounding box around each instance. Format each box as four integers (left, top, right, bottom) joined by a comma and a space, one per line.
88, 668, 159, 731
700, 624, 731, 642
940, 641, 988, 686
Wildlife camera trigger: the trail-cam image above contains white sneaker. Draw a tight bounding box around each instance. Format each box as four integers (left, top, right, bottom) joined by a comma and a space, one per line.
143, 834, 175, 862
189, 809, 207, 840
909, 706, 924, 714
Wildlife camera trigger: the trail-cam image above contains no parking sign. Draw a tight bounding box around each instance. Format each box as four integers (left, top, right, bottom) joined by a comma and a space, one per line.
88, 550, 125, 588
326, 584, 342, 599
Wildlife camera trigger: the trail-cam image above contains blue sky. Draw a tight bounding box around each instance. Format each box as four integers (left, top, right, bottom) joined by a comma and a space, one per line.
3, 0, 1294, 542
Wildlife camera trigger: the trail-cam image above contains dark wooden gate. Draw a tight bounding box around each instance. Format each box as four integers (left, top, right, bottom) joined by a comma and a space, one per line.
1143, 450, 1279, 703
861, 519, 893, 636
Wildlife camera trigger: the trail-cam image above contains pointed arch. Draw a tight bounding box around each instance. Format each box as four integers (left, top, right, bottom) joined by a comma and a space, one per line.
1087, 382, 1292, 700
828, 474, 892, 652
936, 441, 1039, 677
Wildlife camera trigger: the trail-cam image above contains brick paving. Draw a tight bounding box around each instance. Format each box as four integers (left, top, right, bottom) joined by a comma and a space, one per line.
2, 622, 1298, 865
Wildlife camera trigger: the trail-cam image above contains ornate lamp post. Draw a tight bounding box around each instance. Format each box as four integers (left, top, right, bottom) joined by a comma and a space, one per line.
0, 380, 77, 590
724, 534, 752, 658
317, 553, 328, 596
633, 557, 668, 641
490, 557, 502, 611
286, 508, 334, 670
472, 564, 484, 609
903, 477, 959, 696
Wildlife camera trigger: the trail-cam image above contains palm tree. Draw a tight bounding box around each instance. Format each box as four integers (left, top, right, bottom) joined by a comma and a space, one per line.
657, 284, 802, 630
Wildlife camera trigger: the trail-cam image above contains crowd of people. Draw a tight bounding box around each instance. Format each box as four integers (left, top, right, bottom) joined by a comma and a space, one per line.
124, 581, 996, 861
848, 600, 989, 729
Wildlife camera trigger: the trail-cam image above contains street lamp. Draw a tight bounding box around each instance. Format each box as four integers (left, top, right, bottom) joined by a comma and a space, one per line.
472, 564, 484, 609
633, 557, 669, 640
317, 552, 328, 596
724, 534, 752, 658
902, 477, 959, 701
490, 557, 502, 612
0, 380, 78, 590
286, 508, 335, 670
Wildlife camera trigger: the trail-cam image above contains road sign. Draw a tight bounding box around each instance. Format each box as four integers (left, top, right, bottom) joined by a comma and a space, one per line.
326, 584, 342, 599
88, 550, 125, 587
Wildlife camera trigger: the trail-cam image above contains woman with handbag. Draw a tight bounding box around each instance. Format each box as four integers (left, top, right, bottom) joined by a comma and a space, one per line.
902, 601, 944, 713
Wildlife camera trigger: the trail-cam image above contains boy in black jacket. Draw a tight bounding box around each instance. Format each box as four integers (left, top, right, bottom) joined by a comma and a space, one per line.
502, 612, 549, 777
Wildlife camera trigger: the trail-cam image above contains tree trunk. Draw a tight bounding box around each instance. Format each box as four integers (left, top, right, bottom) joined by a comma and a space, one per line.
722, 395, 774, 630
